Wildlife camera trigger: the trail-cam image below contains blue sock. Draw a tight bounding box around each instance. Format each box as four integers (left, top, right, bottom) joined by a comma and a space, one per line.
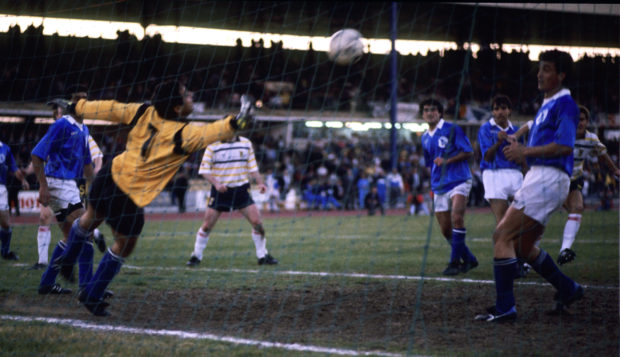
454, 228, 477, 263
78, 242, 94, 289
61, 219, 90, 267
40, 241, 66, 287
531, 250, 578, 299
0, 228, 11, 255
84, 249, 123, 300
450, 229, 465, 263
494, 258, 518, 313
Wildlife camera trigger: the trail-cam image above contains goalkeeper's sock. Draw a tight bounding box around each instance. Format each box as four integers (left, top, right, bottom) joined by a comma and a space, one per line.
530, 249, 578, 298
37, 225, 51, 265
192, 228, 209, 260
561, 214, 581, 251
251, 230, 267, 258
78, 242, 94, 289
494, 258, 518, 313
450, 229, 465, 263
40, 241, 66, 287
0, 227, 11, 256
83, 248, 123, 301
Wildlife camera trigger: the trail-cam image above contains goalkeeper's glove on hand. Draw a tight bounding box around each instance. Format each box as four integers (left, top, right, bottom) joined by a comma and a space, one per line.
230, 94, 255, 131
46, 98, 77, 116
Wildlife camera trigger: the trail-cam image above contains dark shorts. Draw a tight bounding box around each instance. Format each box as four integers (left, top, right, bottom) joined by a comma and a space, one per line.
89, 163, 145, 237
569, 176, 584, 193
208, 183, 254, 212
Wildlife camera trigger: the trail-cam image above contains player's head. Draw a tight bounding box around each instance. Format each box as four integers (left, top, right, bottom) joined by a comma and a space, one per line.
537, 50, 573, 94
491, 94, 511, 123
420, 98, 443, 126
152, 80, 194, 120
577, 105, 590, 136
67, 84, 88, 102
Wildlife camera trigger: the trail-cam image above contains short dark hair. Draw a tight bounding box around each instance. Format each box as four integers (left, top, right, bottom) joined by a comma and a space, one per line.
66, 84, 88, 101
419, 98, 444, 117
492, 94, 512, 109
578, 105, 590, 121
539, 50, 573, 81
151, 80, 184, 119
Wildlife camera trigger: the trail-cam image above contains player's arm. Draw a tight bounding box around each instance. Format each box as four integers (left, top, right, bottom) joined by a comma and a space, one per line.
74, 99, 147, 125
202, 172, 227, 193
92, 157, 103, 175
598, 153, 620, 178
180, 117, 237, 153
510, 121, 531, 141
249, 171, 267, 194
31, 154, 50, 206
12, 167, 29, 190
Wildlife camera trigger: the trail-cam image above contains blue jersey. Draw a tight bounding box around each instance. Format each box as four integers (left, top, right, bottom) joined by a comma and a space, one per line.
422, 119, 473, 194
0, 141, 18, 185
31, 115, 92, 180
478, 118, 522, 172
528, 89, 579, 175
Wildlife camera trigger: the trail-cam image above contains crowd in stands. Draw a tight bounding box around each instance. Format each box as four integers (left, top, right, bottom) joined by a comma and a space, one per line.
1, 24, 619, 214
1, 24, 619, 123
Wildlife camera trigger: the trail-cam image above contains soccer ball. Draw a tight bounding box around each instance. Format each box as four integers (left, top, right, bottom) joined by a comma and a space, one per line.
328, 29, 364, 65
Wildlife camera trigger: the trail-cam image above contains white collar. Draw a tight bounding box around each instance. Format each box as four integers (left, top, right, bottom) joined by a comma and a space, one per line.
426, 118, 445, 137
64, 115, 84, 131
542, 88, 571, 106
490, 117, 514, 131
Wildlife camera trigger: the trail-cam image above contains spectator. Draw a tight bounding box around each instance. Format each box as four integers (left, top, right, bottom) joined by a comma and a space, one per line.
364, 185, 385, 216
386, 167, 404, 208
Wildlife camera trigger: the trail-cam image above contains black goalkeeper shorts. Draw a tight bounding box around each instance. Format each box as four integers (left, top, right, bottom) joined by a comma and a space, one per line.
89, 163, 145, 237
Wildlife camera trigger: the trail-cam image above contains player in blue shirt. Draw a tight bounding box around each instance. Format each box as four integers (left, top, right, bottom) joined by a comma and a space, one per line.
478, 95, 524, 223
0, 141, 29, 260
475, 50, 582, 322
420, 98, 478, 276
32, 89, 95, 296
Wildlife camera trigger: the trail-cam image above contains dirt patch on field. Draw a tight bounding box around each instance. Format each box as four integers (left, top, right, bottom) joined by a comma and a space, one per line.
1, 281, 617, 355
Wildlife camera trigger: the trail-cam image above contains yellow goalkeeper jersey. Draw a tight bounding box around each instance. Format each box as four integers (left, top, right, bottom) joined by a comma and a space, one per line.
75, 99, 235, 207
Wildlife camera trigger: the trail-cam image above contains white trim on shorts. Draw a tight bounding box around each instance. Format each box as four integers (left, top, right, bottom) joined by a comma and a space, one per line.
512, 166, 570, 225
482, 169, 523, 201
433, 179, 472, 212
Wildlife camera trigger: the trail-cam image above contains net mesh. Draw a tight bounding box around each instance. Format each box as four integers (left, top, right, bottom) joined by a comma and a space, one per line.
0, 2, 618, 356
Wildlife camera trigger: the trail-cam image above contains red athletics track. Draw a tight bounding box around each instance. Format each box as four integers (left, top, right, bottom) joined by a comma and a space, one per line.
9, 206, 492, 225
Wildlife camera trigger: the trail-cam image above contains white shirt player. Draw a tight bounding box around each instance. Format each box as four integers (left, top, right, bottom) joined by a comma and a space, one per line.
198, 136, 258, 187
572, 131, 606, 181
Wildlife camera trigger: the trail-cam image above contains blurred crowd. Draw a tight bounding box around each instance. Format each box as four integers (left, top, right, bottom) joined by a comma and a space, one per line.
1, 24, 618, 123
1, 24, 619, 215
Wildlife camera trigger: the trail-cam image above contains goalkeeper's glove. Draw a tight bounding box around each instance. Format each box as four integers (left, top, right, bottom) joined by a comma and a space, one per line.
46, 98, 77, 116
230, 94, 255, 131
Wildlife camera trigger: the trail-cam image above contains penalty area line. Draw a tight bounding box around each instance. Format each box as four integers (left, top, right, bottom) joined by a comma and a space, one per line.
0, 314, 408, 357
122, 265, 618, 290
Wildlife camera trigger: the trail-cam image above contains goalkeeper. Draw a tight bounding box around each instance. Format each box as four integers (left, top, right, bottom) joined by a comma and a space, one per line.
47, 80, 254, 316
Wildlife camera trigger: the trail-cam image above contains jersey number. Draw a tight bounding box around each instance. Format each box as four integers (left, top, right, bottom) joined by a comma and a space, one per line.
141, 124, 159, 160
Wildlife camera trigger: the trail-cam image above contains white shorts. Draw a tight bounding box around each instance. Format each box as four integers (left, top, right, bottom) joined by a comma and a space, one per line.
433, 180, 472, 212
46, 177, 82, 213
512, 166, 570, 225
482, 169, 523, 201
0, 185, 8, 211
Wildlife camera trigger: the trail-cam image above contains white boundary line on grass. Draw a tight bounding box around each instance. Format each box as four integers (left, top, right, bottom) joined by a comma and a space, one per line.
122, 265, 619, 290
0, 314, 410, 357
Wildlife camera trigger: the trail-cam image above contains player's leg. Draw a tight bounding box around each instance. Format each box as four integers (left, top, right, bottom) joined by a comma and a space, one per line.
187, 207, 221, 266
451, 193, 478, 272
240, 204, 278, 265
32, 206, 53, 269
0, 208, 17, 260
434, 191, 459, 275
488, 199, 509, 224
80, 198, 144, 316
558, 189, 583, 265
